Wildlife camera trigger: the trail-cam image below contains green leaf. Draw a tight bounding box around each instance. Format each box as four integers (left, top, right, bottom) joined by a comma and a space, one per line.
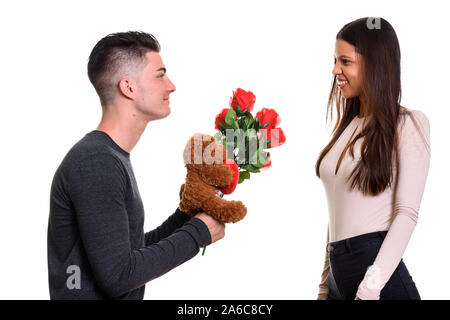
258, 134, 267, 149
236, 104, 249, 117
244, 113, 254, 130
251, 142, 267, 168
232, 119, 239, 130
261, 123, 269, 128
241, 164, 260, 173
214, 132, 223, 142
255, 118, 260, 131
225, 108, 236, 126
242, 118, 248, 130
239, 171, 251, 180
219, 121, 232, 131
241, 164, 254, 171
252, 160, 264, 169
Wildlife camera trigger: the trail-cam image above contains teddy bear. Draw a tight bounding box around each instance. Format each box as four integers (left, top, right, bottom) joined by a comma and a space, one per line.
179, 133, 247, 223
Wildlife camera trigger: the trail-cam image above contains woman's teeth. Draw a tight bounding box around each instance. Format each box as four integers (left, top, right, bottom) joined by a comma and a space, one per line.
337, 80, 348, 86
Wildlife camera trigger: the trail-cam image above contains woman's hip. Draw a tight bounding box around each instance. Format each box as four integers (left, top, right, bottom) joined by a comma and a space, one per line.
327, 230, 420, 300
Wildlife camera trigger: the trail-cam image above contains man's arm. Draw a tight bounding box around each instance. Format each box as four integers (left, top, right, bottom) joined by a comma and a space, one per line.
144, 208, 191, 246
69, 153, 211, 298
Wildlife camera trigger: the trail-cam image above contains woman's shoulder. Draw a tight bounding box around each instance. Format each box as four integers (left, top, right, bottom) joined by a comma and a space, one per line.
398, 107, 430, 150
399, 107, 430, 131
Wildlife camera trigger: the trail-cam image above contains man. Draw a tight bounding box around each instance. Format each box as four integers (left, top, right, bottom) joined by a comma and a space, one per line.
47, 31, 225, 299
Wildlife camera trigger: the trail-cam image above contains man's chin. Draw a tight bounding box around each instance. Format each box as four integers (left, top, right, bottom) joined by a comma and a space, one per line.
154, 107, 171, 120
140, 105, 171, 121
162, 106, 171, 118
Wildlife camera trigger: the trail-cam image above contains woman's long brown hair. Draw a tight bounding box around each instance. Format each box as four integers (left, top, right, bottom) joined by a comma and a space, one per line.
315, 17, 419, 196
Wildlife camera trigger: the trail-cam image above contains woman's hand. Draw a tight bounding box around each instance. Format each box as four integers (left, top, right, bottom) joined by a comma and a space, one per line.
317, 293, 328, 300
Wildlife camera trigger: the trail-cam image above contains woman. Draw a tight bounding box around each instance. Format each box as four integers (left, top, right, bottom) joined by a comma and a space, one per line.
315, 18, 430, 300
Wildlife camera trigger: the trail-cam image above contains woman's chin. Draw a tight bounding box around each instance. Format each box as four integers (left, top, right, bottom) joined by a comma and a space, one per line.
341, 91, 356, 99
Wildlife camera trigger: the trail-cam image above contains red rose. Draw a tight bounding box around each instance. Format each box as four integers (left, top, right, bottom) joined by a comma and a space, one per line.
215, 108, 234, 131
255, 108, 281, 129
259, 127, 286, 148
229, 88, 256, 113
219, 158, 240, 194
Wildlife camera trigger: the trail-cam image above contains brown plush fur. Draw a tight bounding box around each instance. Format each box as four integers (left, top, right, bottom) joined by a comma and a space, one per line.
179, 133, 247, 223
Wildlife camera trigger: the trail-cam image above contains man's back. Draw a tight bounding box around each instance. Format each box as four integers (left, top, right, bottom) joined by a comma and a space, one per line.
48, 130, 147, 299
48, 130, 211, 299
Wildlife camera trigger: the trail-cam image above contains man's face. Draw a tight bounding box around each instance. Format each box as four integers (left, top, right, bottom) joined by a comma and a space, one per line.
135, 51, 176, 120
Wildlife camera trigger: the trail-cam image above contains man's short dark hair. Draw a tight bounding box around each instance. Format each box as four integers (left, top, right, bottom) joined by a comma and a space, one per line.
87, 31, 161, 107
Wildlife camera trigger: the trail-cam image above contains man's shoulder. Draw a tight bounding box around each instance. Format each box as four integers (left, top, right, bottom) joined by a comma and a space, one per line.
58, 131, 127, 177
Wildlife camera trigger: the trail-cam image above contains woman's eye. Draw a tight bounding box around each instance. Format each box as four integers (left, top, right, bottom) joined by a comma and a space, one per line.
342, 59, 350, 65
158, 73, 165, 78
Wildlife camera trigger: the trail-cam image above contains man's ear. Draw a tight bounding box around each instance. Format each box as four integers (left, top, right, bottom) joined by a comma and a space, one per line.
118, 77, 136, 100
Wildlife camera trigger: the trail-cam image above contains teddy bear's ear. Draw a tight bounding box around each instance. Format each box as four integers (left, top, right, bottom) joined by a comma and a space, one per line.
183, 134, 203, 165
183, 133, 225, 165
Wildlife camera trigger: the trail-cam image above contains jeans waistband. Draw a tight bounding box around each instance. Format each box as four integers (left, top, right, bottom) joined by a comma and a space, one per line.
326, 230, 388, 255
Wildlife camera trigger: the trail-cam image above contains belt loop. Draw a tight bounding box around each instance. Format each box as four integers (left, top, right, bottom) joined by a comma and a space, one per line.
345, 238, 352, 254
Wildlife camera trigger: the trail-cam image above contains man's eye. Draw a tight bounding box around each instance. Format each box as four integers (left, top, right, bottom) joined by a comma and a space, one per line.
158, 73, 165, 78
334, 57, 337, 64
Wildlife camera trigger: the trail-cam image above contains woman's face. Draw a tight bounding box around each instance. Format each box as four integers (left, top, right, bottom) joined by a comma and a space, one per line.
333, 39, 363, 99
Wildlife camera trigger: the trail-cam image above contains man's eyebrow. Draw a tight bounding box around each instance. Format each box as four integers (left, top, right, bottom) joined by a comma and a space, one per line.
156, 67, 167, 73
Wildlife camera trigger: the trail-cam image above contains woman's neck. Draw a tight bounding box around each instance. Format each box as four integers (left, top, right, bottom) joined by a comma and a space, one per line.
358, 96, 369, 118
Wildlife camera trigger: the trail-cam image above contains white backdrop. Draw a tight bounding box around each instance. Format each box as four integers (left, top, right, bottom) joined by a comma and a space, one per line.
0, 0, 448, 300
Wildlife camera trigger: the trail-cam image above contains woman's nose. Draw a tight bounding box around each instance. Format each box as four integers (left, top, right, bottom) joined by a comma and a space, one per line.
332, 64, 341, 76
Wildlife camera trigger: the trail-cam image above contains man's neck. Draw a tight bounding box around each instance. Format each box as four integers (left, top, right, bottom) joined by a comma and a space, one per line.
96, 104, 148, 153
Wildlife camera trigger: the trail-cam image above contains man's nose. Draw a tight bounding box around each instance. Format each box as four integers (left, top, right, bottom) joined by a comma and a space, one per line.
167, 77, 176, 93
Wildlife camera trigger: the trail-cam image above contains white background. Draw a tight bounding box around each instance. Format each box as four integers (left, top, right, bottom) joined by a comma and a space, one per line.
0, 0, 448, 299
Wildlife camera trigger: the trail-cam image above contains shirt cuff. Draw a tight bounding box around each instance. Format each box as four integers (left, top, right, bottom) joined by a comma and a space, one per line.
318, 286, 329, 295
181, 217, 212, 248
356, 264, 383, 300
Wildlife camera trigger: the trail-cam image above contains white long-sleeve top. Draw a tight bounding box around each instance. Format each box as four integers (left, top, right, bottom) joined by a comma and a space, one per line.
318, 109, 431, 300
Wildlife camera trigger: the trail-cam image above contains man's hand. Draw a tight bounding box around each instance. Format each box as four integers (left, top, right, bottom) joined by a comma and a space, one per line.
317, 293, 328, 300
194, 212, 225, 244
179, 184, 185, 200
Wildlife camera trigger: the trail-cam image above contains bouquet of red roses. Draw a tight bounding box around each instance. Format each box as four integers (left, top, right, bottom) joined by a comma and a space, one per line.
214, 88, 286, 188
199, 88, 285, 255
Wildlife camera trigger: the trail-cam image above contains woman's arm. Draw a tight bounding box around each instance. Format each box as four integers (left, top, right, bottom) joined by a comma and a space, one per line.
356, 110, 431, 300
318, 223, 331, 297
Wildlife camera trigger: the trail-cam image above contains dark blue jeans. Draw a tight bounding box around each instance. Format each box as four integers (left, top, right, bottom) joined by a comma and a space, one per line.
327, 231, 421, 300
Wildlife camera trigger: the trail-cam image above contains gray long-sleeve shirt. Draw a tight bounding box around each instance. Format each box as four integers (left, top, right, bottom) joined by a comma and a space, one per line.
47, 130, 211, 299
